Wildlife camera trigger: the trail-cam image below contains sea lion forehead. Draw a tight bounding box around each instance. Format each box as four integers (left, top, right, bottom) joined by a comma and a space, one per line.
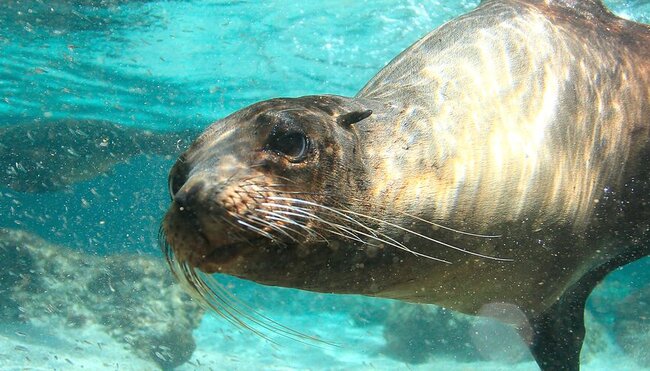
244, 95, 351, 120
232, 96, 349, 135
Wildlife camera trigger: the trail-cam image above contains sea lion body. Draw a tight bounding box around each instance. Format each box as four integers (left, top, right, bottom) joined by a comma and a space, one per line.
352, 0, 650, 314
162, 1, 650, 369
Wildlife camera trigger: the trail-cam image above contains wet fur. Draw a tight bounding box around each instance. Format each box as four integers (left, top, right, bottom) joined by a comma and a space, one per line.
161, 1, 650, 369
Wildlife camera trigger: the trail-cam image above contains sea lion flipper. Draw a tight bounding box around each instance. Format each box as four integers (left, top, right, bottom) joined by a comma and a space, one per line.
527, 284, 588, 371
526, 248, 648, 371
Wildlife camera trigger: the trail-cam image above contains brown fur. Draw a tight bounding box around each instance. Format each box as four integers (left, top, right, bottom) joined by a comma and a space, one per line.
162, 1, 649, 368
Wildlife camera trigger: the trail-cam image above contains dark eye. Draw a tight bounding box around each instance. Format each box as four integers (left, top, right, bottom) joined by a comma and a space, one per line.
268, 131, 310, 162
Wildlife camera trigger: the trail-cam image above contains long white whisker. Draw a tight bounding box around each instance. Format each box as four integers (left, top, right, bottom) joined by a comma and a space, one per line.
261, 204, 371, 243
246, 214, 300, 243
396, 210, 501, 238
256, 209, 327, 242
262, 201, 451, 264
163, 242, 333, 346
348, 196, 501, 239
196, 270, 331, 346
332, 223, 451, 263
268, 197, 513, 262
263, 216, 312, 240
237, 219, 275, 240
262, 202, 380, 239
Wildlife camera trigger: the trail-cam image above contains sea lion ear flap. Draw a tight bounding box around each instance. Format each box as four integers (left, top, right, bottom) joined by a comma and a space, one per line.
337, 109, 373, 128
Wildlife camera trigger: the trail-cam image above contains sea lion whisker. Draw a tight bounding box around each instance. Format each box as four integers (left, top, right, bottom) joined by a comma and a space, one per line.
319, 219, 452, 263
180, 265, 280, 341
324, 223, 452, 263
317, 226, 367, 245
206, 214, 261, 248
261, 203, 372, 242
263, 216, 315, 241
265, 202, 382, 239
239, 215, 289, 245
239, 215, 296, 249
345, 197, 500, 239
256, 208, 307, 228
338, 207, 513, 262
223, 214, 277, 248
178, 264, 270, 338
263, 216, 312, 240
262, 203, 411, 254
263, 200, 451, 263
313, 221, 367, 244
246, 214, 302, 243
296, 201, 498, 261
162, 240, 328, 345
158, 226, 180, 281
255, 209, 325, 241
370, 204, 500, 239
187, 277, 265, 336
269, 197, 512, 262
236, 219, 276, 241
195, 269, 335, 346
219, 214, 248, 234
264, 201, 385, 243
262, 203, 371, 244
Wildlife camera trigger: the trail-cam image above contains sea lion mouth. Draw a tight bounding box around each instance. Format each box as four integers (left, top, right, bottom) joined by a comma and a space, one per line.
191, 236, 275, 273
159, 226, 325, 347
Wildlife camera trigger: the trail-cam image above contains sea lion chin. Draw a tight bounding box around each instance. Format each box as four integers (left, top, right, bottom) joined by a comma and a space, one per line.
161, 1, 650, 370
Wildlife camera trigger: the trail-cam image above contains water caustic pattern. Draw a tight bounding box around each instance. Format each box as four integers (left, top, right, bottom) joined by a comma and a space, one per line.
359, 2, 649, 231
0, 0, 649, 370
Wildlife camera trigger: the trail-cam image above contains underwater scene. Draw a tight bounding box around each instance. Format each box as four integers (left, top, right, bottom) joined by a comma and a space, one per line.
1, 0, 649, 370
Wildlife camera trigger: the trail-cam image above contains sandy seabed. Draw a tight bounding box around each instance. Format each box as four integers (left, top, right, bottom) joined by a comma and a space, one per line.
1, 308, 646, 371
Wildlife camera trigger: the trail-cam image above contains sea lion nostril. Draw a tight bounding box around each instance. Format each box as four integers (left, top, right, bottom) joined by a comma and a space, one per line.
168, 157, 190, 199
173, 180, 205, 209
168, 172, 184, 199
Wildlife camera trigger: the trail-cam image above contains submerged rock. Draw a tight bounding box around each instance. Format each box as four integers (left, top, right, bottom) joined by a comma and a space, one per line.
381, 303, 480, 364
580, 310, 610, 364
0, 119, 200, 193
380, 301, 611, 366
612, 284, 650, 368
0, 228, 203, 369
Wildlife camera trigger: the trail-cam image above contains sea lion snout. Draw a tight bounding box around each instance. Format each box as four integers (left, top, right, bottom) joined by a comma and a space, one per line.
172, 177, 206, 212
165, 169, 277, 263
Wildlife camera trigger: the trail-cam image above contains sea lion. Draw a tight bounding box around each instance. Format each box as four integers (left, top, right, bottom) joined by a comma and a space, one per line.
0, 119, 201, 192
161, 0, 650, 370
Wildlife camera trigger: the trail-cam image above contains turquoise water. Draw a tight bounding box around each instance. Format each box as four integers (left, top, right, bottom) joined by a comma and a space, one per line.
1, 0, 649, 370
2, 0, 486, 253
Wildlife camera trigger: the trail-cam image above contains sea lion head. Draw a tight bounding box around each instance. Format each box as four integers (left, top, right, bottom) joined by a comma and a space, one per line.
162, 95, 382, 295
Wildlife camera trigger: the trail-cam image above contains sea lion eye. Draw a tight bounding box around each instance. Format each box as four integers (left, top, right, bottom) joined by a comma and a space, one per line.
267, 131, 310, 162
